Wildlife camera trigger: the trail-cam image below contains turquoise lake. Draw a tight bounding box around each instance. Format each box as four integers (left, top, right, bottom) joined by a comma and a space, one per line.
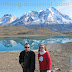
0, 36, 72, 51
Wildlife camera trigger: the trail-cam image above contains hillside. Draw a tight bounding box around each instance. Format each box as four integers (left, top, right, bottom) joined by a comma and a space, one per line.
0, 25, 30, 36
0, 25, 64, 36
64, 32, 72, 36
18, 27, 64, 36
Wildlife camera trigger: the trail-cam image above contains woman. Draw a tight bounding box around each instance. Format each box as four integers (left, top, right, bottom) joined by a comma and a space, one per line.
38, 44, 51, 72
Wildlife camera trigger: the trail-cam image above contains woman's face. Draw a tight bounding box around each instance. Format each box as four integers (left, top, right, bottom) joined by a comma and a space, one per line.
40, 45, 45, 52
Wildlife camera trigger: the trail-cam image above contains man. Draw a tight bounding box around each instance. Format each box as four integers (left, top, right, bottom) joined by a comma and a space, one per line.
19, 43, 35, 72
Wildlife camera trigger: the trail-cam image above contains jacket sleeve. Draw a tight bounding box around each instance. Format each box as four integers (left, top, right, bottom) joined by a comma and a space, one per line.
30, 51, 35, 71
19, 51, 24, 64
46, 52, 51, 70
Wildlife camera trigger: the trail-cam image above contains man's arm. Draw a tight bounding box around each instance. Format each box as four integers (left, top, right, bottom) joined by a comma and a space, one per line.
19, 51, 24, 68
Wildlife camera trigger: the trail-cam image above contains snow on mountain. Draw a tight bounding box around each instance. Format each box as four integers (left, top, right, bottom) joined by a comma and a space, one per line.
0, 7, 72, 26
17, 7, 72, 25
0, 14, 17, 25
23, 7, 72, 24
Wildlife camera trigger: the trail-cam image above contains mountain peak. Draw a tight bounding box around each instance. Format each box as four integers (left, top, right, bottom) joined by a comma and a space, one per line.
0, 14, 16, 25
50, 7, 56, 10
48, 7, 58, 13
4, 14, 12, 17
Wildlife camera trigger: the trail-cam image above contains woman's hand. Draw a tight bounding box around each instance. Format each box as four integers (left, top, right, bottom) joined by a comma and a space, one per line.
47, 70, 51, 72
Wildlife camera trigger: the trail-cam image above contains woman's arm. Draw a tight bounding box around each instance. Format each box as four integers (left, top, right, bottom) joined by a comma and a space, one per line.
46, 52, 51, 70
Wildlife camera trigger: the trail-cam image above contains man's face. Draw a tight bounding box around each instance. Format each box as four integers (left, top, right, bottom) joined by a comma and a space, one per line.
24, 44, 30, 52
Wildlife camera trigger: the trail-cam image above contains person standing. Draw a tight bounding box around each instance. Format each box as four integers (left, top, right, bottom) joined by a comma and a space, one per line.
38, 44, 51, 72
19, 43, 35, 72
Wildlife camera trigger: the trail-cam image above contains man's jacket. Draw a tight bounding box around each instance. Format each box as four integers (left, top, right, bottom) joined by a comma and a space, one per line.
19, 50, 35, 71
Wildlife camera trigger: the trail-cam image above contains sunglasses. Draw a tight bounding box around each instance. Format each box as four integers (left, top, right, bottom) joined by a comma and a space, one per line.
25, 47, 30, 48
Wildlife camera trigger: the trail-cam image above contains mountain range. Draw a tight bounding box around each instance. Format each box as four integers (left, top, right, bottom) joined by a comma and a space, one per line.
0, 7, 72, 33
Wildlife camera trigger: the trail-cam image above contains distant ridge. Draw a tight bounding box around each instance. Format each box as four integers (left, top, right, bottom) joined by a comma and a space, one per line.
0, 7, 72, 33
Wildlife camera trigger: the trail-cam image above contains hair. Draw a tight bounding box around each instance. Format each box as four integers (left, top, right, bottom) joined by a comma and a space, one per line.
24, 43, 30, 46
38, 44, 48, 52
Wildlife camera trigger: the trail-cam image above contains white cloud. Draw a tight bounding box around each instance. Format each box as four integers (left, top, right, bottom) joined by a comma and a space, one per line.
56, 0, 72, 19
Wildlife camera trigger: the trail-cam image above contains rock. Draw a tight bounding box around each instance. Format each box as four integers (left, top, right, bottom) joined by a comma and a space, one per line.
55, 68, 61, 71
51, 70, 55, 72
15, 57, 18, 60
8, 65, 10, 67
62, 58, 64, 61
52, 64, 55, 67
57, 61, 60, 63
61, 65, 63, 68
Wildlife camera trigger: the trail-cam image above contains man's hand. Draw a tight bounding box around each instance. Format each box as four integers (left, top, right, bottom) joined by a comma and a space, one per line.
21, 62, 24, 68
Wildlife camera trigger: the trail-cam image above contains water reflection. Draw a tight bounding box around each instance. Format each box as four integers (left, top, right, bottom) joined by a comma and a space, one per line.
0, 36, 72, 51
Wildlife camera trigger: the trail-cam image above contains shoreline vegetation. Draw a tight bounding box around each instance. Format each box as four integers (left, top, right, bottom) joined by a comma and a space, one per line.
0, 43, 72, 72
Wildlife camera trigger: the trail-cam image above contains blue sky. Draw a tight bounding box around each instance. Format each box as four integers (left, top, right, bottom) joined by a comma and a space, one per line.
0, 0, 72, 18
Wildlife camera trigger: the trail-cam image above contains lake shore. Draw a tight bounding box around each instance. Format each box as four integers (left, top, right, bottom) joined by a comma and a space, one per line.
0, 34, 66, 37
0, 43, 72, 72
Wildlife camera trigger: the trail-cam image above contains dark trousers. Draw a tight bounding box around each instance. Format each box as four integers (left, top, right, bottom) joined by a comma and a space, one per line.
23, 68, 34, 72
40, 69, 47, 72
23, 68, 29, 72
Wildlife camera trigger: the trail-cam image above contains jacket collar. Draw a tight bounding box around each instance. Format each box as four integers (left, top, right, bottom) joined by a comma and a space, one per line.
40, 50, 46, 55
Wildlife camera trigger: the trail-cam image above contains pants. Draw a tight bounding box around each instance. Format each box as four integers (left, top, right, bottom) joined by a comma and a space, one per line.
40, 69, 47, 72
23, 68, 29, 72
23, 68, 34, 72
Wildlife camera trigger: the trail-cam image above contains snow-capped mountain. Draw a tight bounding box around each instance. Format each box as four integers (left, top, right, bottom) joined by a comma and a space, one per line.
26, 7, 72, 24
8, 7, 72, 26
0, 7, 72, 26
0, 14, 16, 25
0, 7, 72, 33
